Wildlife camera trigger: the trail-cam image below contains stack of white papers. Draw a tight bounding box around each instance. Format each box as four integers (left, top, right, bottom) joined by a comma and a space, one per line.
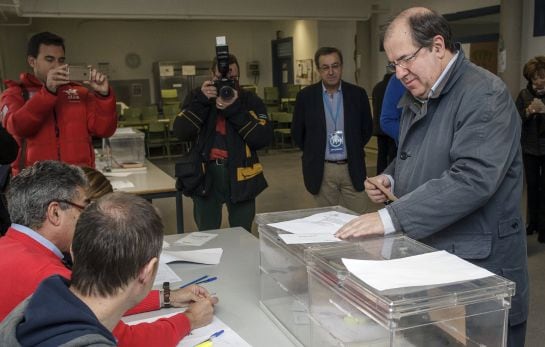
342, 250, 494, 291
160, 248, 223, 265
267, 211, 357, 244
175, 232, 218, 246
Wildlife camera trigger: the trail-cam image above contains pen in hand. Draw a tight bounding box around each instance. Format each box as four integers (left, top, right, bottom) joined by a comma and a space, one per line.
366, 176, 397, 202
180, 275, 218, 288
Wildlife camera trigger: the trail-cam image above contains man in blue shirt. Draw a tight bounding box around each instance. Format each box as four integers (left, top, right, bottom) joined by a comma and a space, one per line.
292, 47, 373, 213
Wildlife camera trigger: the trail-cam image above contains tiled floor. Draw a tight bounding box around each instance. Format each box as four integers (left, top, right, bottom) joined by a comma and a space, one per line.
151, 148, 545, 347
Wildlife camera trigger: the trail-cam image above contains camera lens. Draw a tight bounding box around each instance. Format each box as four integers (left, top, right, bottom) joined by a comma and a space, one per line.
219, 86, 234, 100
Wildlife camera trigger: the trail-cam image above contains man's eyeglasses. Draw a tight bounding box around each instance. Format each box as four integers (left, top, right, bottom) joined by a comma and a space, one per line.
319, 63, 341, 72
53, 200, 88, 211
386, 46, 424, 73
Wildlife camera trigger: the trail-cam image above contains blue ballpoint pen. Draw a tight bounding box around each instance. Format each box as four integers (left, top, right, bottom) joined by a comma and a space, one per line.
194, 330, 224, 347
195, 276, 217, 285
180, 275, 209, 288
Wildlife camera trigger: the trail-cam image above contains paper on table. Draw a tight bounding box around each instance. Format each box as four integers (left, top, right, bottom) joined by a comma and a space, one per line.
153, 262, 181, 286
160, 248, 223, 265
179, 316, 252, 347
175, 232, 218, 247
278, 233, 342, 244
342, 250, 494, 291
111, 180, 135, 190
126, 314, 251, 347
268, 211, 357, 235
103, 172, 132, 177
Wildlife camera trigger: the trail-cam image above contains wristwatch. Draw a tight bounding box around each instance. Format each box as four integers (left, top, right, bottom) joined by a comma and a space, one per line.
162, 282, 171, 308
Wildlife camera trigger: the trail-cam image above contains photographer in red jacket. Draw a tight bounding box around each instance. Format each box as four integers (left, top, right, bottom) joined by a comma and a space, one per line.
0, 31, 117, 176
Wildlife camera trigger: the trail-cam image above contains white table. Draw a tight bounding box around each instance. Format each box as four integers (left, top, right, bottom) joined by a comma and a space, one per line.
105, 159, 184, 233
123, 228, 296, 347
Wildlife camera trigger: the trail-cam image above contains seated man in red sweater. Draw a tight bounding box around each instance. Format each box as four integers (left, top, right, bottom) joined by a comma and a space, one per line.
1, 192, 219, 346
0, 161, 218, 347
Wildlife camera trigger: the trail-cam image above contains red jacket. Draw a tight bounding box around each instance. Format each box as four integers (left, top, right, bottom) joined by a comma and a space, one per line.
0, 73, 117, 175
0, 228, 191, 347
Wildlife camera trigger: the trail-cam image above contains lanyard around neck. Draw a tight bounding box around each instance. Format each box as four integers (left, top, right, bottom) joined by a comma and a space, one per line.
323, 90, 342, 131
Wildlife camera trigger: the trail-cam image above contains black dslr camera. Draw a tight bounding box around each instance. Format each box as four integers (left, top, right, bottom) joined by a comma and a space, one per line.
214, 36, 236, 101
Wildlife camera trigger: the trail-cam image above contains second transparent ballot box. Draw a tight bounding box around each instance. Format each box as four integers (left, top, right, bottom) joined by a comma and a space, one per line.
305, 236, 515, 347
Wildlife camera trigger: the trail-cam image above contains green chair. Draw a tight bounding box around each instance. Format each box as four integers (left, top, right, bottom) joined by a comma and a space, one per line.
270, 112, 293, 148
161, 104, 189, 156
264, 87, 280, 113
162, 104, 180, 119
160, 89, 181, 109
122, 107, 142, 122
286, 84, 301, 99
140, 105, 169, 158
142, 105, 159, 120
146, 120, 169, 158
119, 107, 145, 129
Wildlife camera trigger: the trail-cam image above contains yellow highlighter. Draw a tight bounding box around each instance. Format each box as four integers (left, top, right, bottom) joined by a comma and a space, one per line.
195, 341, 213, 347
193, 329, 224, 347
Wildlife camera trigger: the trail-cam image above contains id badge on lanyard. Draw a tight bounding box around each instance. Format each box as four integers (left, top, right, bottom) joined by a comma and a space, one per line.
328, 130, 345, 153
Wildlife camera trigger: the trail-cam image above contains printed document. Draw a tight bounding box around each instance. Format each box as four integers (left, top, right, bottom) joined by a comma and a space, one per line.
268, 211, 357, 235
342, 250, 494, 291
175, 232, 218, 246
160, 248, 223, 265
153, 262, 181, 286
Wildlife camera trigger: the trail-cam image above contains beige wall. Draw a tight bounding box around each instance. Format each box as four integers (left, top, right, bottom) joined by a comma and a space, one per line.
5, 0, 542, 101
4, 18, 280, 101
0, 18, 352, 100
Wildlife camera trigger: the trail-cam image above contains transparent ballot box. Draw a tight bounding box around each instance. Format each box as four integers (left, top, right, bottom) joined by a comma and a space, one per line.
107, 127, 145, 168
306, 236, 515, 347
256, 206, 356, 346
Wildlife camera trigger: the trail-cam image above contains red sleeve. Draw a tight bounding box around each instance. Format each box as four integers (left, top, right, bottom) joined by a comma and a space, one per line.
113, 313, 191, 347
86, 88, 117, 138
2, 86, 57, 137
124, 289, 161, 316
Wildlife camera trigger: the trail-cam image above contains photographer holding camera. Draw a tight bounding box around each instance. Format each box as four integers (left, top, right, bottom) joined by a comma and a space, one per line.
0, 31, 116, 176
173, 39, 272, 232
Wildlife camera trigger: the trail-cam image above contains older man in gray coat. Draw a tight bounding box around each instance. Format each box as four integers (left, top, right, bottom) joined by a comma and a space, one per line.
336, 7, 528, 347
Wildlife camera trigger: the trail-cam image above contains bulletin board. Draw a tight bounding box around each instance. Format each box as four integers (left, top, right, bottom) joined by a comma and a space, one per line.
295, 59, 313, 86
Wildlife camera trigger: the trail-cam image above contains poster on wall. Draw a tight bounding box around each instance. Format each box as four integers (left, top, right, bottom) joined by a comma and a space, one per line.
295, 59, 313, 86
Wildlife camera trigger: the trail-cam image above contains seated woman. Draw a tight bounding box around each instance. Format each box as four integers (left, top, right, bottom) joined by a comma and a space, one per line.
81, 166, 113, 201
